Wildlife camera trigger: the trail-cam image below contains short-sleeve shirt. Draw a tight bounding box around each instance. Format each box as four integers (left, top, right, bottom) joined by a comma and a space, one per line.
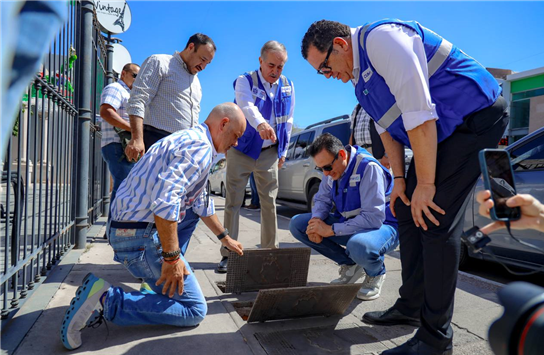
99, 80, 131, 148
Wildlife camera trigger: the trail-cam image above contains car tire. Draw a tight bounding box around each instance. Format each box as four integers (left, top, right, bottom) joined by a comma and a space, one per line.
306, 183, 320, 212
459, 242, 470, 270
221, 183, 226, 198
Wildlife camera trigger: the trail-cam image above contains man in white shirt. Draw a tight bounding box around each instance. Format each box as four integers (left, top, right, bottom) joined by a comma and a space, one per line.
218, 41, 295, 273
302, 19, 508, 355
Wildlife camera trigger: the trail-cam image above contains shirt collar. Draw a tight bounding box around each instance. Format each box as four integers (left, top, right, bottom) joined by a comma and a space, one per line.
174, 51, 195, 76
201, 123, 217, 159
340, 145, 357, 179
118, 79, 131, 92
351, 27, 362, 86
258, 68, 279, 88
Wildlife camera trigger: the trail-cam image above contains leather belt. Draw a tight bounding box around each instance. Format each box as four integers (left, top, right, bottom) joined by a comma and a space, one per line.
110, 221, 155, 229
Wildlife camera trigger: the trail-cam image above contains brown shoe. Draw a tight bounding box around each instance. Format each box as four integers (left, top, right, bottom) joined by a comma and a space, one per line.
244, 204, 260, 211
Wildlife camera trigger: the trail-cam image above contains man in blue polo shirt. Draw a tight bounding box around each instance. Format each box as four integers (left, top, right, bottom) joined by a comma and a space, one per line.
301, 19, 508, 355
289, 133, 398, 301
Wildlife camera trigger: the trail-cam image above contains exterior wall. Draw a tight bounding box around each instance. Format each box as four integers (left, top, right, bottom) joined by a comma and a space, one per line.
529, 95, 544, 134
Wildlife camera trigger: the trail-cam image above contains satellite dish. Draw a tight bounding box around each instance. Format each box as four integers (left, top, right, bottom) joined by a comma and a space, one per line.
95, 0, 132, 34
112, 43, 132, 75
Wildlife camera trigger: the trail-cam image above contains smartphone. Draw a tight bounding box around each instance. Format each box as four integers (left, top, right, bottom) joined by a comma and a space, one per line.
479, 149, 521, 221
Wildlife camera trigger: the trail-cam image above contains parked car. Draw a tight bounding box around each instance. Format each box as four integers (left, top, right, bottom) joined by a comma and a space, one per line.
461, 126, 544, 271
208, 154, 251, 198
278, 115, 413, 211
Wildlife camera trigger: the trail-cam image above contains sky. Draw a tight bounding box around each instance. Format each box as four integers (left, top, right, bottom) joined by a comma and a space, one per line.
114, 1, 544, 129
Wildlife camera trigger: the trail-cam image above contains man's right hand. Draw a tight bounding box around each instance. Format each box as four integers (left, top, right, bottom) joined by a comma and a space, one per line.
156, 258, 191, 298
390, 177, 411, 217
125, 138, 145, 162
257, 122, 277, 143
221, 236, 244, 256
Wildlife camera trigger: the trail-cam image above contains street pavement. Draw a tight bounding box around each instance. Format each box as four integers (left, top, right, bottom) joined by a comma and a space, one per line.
6, 197, 504, 355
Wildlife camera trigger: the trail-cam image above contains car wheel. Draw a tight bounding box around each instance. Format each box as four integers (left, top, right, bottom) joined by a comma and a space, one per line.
306, 183, 320, 212
459, 242, 470, 270
221, 183, 226, 198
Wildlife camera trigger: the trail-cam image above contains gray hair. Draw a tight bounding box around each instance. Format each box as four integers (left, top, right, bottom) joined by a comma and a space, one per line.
261, 40, 287, 58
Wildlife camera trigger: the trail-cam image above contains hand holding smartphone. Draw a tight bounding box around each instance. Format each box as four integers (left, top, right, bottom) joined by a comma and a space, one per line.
479, 149, 521, 221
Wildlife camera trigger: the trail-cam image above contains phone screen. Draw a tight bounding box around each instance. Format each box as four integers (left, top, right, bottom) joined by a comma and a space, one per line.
484, 150, 521, 220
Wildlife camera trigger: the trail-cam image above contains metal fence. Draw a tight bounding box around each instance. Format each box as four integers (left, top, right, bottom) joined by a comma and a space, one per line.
1, 0, 108, 320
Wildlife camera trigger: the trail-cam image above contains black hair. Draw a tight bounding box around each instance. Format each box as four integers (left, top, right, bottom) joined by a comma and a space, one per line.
301, 20, 350, 59
308, 133, 345, 157
185, 33, 216, 52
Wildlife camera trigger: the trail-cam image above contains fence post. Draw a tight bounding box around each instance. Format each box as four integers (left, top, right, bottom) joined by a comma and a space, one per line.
101, 33, 114, 217
75, 0, 94, 248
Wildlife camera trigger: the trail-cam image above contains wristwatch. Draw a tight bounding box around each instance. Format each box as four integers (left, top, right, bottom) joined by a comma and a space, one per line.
216, 228, 229, 240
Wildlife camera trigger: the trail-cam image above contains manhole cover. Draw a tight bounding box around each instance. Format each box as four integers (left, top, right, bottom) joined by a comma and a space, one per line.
254, 323, 386, 354
226, 248, 311, 293
247, 283, 361, 323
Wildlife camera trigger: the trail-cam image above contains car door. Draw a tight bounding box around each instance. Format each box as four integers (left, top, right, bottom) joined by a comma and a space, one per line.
209, 158, 226, 193
288, 131, 315, 199
472, 130, 544, 267
278, 134, 297, 198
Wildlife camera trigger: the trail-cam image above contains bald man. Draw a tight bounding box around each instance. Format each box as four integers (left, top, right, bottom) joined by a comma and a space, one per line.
61, 103, 246, 351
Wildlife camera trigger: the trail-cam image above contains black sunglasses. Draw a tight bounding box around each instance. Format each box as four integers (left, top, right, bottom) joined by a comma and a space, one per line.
131, 73, 137, 78
315, 152, 339, 172
317, 43, 334, 75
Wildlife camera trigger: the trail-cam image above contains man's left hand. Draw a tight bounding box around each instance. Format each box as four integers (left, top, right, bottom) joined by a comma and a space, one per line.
307, 218, 334, 237
221, 236, 244, 256
278, 157, 286, 169
411, 183, 445, 231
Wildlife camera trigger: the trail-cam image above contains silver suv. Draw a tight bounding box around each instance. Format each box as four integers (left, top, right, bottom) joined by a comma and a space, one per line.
278, 115, 351, 211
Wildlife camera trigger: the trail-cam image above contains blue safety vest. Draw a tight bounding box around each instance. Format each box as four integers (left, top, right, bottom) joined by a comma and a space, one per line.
331, 147, 397, 228
354, 19, 501, 148
233, 70, 293, 160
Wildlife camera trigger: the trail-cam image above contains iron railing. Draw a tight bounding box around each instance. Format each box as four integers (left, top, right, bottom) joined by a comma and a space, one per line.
1, 0, 108, 320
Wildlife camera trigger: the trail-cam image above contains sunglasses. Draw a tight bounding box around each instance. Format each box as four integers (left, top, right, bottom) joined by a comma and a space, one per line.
315, 152, 338, 172
317, 42, 334, 75
131, 73, 137, 78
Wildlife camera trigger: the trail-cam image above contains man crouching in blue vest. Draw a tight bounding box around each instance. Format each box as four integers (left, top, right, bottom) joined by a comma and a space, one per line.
289, 133, 398, 301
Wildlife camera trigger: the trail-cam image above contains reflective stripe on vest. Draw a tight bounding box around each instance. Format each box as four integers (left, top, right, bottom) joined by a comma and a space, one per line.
359, 30, 454, 130
339, 153, 364, 219
275, 76, 291, 124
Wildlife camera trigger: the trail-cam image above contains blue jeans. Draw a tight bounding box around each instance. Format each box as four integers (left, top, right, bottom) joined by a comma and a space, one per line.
101, 143, 135, 205
249, 173, 260, 206
105, 222, 207, 327
289, 213, 398, 277
177, 208, 199, 256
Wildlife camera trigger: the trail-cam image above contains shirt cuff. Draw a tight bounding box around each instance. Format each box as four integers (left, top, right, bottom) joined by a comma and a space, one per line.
332, 222, 346, 236
127, 106, 146, 119
402, 106, 438, 131
150, 199, 181, 222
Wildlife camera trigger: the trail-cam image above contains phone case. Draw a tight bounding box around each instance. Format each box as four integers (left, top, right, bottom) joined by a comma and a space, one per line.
478, 149, 520, 221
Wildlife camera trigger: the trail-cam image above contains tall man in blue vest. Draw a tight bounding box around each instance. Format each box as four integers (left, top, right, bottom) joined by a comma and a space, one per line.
302, 20, 508, 355
289, 133, 398, 301
218, 41, 295, 273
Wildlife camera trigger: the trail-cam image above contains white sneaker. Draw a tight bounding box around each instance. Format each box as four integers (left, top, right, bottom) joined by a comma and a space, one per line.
331, 264, 366, 284
357, 273, 386, 301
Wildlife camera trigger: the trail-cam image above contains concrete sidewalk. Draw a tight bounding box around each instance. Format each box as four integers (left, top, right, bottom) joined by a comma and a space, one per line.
6, 197, 503, 355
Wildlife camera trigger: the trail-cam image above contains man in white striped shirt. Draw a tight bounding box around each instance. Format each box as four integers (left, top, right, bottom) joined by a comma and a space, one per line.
60, 103, 246, 350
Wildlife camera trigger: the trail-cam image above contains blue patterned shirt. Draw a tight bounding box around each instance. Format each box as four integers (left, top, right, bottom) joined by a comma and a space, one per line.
99, 80, 131, 148
111, 124, 216, 222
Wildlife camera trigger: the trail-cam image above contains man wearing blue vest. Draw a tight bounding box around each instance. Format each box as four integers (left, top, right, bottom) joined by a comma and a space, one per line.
289, 133, 398, 301
218, 41, 295, 273
301, 20, 508, 355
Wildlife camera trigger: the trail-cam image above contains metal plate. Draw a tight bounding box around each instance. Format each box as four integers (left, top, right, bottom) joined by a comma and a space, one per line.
254, 324, 386, 355
247, 283, 361, 323
225, 248, 311, 293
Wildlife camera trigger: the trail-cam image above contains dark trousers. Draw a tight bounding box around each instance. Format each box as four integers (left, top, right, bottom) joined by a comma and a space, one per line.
143, 124, 172, 151
393, 96, 509, 350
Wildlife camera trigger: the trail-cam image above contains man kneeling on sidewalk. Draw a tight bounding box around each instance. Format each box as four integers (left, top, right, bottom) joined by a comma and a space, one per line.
289, 133, 398, 300
60, 103, 246, 350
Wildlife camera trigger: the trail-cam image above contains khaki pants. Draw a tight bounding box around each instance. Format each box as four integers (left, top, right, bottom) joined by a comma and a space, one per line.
222, 146, 279, 257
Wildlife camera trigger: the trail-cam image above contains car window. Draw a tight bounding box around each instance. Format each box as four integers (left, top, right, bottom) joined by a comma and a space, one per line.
322, 122, 351, 145
293, 131, 315, 160
286, 135, 297, 161
510, 133, 544, 171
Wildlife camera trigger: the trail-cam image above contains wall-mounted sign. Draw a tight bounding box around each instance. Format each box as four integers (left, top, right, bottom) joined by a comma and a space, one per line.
112, 43, 132, 75
95, 0, 132, 34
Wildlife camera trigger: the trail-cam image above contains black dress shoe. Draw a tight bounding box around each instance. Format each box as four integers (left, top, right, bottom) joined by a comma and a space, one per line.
381, 338, 452, 355
216, 256, 228, 273
363, 307, 421, 327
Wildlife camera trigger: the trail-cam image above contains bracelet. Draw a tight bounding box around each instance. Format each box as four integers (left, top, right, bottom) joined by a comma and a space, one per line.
216, 228, 229, 240
394, 176, 405, 179
163, 256, 180, 265
161, 248, 181, 259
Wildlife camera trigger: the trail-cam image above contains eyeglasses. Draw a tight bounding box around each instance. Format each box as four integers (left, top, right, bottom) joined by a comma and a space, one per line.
315, 152, 338, 172
131, 73, 137, 78
317, 43, 334, 75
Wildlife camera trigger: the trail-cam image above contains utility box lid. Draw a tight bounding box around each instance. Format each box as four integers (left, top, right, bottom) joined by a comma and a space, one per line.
226, 248, 311, 293
247, 283, 361, 323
